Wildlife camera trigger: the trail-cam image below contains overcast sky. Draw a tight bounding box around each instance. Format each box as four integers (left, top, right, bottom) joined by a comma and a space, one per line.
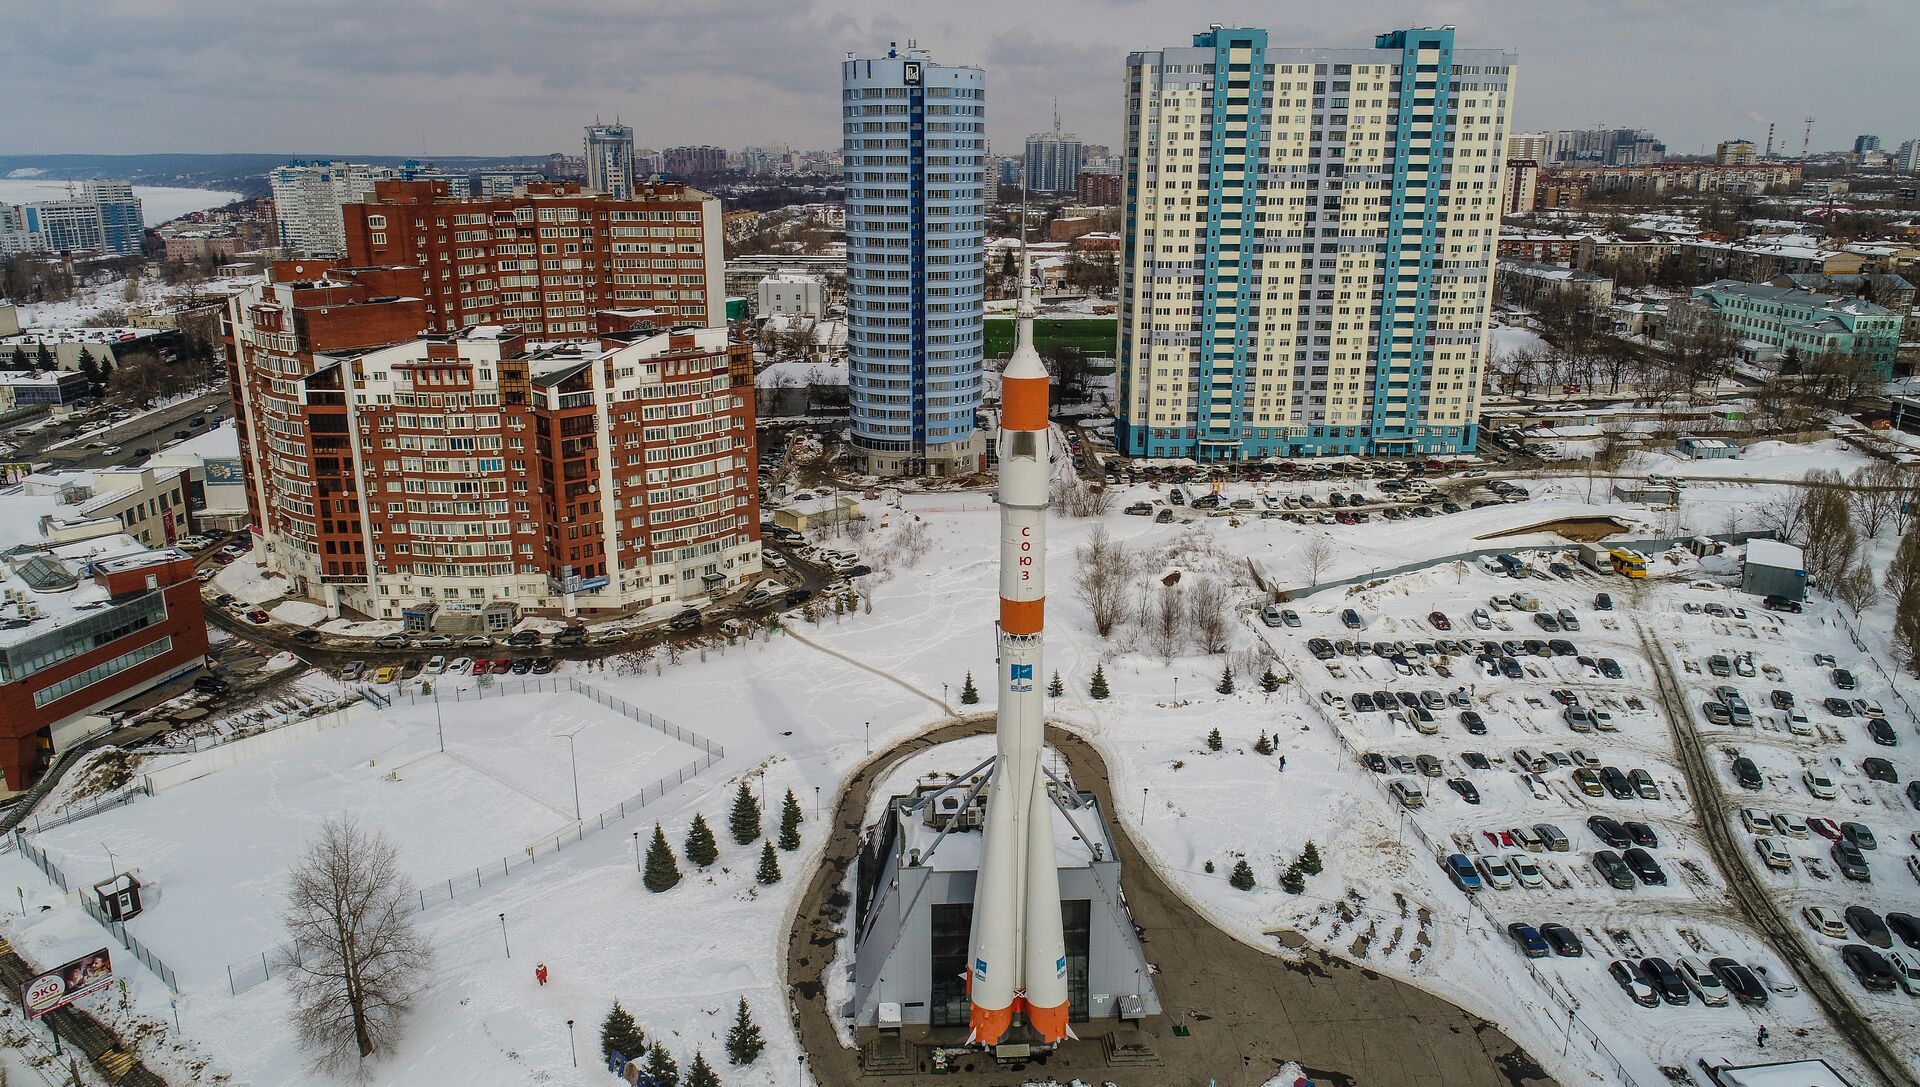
2, 0, 1911, 160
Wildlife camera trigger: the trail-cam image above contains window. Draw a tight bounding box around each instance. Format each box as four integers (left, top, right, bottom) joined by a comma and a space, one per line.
33, 637, 173, 708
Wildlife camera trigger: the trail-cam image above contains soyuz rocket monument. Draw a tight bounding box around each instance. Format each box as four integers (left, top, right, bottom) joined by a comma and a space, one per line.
966, 265, 1072, 1046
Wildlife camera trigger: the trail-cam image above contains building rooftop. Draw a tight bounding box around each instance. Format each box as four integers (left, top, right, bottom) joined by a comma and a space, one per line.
1499, 259, 1610, 283
0, 527, 183, 649
1695, 280, 1897, 319
1745, 538, 1804, 570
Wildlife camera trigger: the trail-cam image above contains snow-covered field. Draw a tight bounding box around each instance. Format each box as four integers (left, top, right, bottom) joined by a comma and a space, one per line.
3, 466, 1915, 1086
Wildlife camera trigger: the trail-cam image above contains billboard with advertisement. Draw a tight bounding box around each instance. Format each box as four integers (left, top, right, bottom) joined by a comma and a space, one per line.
204, 457, 245, 485
21, 947, 113, 1019
0, 462, 37, 485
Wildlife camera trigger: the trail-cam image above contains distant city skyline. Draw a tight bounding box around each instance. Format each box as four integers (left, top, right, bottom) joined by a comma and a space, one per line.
0, 1, 1911, 159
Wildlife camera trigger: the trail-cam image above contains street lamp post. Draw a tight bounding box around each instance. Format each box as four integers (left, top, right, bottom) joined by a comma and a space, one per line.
567, 1019, 577, 1067
814, 785, 821, 820
562, 733, 581, 821
101, 843, 117, 883
1140, 787, 1148, 823
865, 721, 870, 755
434, 684, 445, 752
499, 912, 510, 959
632, 831, 641, 873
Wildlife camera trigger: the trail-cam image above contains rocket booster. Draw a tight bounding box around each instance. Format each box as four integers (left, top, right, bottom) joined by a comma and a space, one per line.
967, 270, 1071, 1046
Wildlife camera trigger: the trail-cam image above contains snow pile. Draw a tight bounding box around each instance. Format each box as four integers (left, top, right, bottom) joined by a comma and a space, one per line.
212, 559, 288, 604
269, 599, 327, 626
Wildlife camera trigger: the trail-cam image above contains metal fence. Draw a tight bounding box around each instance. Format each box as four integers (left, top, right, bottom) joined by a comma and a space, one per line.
225, 677, 723, 995
1290, 653, 1643, 1087
15, 837, 179, 993
16, 789, 141, 835
1831, 609, 1920, 736
1261, 529, 1781, 601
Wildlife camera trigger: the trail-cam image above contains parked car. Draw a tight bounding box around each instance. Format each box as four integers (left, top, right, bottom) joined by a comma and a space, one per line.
1840, 944, 1896, 992
1541, 923, 1583, 957
374, 633, 409, 648
1623, 847, 1667, 886
1477, 854, 1517, 890
1846, 906, 1892, 949
1804, 768, 1838, 800
1732, 756, 1762, 790
1831, 839, 1872, 882
1709, 958, 1767, 1006
1676, 956, 1729, 1007
1640, 957, 1691, 1005
1593, 850, 1635, 890
1754, 836, 1793, 872
1804, 905, 1848, 939
1608, 959, 1659, 1007
1443, 853, 1483, 892
340, 660, 367, 682
1448, 778, 1481, 804
418, 634, 454, 649
1506, 923, 1550, 958
1841, 822, 1878, 851
1832, 667, 1857, 690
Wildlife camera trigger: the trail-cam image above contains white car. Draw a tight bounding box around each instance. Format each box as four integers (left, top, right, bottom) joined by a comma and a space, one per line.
1589, 708, 1617, 732
1888, 951, 1920, 997
1857, 699, 1886, 720
1740, 808, 1774, 833
1476, 854, 1517, 890
595, 628, 631, 642
1803, 768, 1838, 800
1509, 853, 1544, 888
1753, 836, 1792, 872
1803, 905, 1847, 939
448, 657, 472, 674
1470, 608, 1493, 630
424, 655, 447, 675
1786, 710, 1814, 736
1677, 956, 1729, 1007
1748, 961, 1798, 997
1772, 811, 1809, 839
763, 552, 788, 570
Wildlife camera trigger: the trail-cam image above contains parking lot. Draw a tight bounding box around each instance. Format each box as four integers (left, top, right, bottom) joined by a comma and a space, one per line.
1254, 550, 1915, 1080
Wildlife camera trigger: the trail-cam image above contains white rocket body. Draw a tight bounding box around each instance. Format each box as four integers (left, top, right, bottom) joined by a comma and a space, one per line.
966, 270, 1070, 1046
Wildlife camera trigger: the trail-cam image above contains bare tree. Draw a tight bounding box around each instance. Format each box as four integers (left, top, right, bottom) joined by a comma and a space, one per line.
1889, 526, 1920, 604
1072, 525, 1132, 637
1892, 469, 1920, 536
1895, 584, 1920, 677
281, 818, 431, 1073
1300, 536, 1335, 588
1800, 483, 1858, 586
1846, 462, 1903, 539
1149, 581, 1184, 663
1187, 577, 1232, 655
1832, 554, 1879, 616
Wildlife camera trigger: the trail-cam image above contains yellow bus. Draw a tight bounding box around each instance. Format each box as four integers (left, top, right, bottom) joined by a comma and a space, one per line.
1609, 549, 1647, 578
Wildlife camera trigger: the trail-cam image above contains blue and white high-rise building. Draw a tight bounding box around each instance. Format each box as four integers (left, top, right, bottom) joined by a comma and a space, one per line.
5, 181, 146, 258
1115, 26, 1517, 460
842, 43, 987, 477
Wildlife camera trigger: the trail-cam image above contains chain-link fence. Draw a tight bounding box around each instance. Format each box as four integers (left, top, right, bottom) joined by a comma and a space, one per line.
226, 677, 723, 994
16, 837, 179, 992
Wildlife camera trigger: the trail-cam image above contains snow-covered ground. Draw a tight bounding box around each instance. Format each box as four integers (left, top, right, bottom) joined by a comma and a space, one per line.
11, 272, 261, 331
3, 467, 1914, 1086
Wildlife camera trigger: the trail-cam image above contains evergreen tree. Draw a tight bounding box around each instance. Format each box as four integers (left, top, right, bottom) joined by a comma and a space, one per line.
6, 347, 26, 371
755, 840, 782, 884
685, 1051, 721, 1087
1229, 859, 1255, 891
725, 998, 765, 1066
959, 671, 980, 705
645, 1042, 681, 1087
1259, 667, 1281, 693
1089, 664, 1109, 700
1216, 663, 1234, 695
76, 348, 100, 389
1253, 731, 1273, 756
729, 782, 761, 845
1298, 841, 1323, 877
1206, 727, 1223, 752
600, 1001, 647, 1062
778, 789, 802, 851
34, 343, 52, 370
1048, 670, 1064, 698
1280, 863, 1306, 895
643, 823, 682, 892
684, 813, 719, 867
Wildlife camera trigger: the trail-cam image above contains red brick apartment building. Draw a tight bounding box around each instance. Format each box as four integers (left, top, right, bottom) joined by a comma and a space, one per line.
0, 546, 207, 791
225, 261, 760, 626
340, 179, 724, 340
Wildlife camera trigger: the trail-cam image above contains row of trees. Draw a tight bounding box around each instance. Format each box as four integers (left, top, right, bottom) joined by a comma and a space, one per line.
1073, 526, 1238, 661
600, 997, 764, 1085
644, 784, 805, 892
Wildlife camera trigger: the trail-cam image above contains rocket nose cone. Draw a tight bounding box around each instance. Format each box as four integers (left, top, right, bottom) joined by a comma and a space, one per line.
1004, 344, 1048, 381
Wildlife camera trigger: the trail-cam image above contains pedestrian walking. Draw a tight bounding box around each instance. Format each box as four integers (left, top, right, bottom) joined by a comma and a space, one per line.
1278, 754, 1287, 772
536, 962, 549, 986
1756, 1026, 1767, 1047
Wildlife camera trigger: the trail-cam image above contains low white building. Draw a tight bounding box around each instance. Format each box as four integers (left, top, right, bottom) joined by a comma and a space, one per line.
144, 422, 248, 532
15, 466, 194, 547
756, 271, 826, 319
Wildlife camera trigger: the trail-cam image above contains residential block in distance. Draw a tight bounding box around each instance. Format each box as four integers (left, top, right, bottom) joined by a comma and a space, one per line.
1116, 25, 1517, 460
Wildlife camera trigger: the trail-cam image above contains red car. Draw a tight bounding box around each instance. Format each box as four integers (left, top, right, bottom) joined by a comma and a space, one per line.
470, 658, 492, 675
1807, 816, 1842, 841
1428, 611, 1452, 630
488, 658, 513, 675
246, 609, 270, 624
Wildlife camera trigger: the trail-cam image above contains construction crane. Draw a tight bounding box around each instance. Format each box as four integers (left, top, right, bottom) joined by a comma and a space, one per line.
1802, 116, 1814, 160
